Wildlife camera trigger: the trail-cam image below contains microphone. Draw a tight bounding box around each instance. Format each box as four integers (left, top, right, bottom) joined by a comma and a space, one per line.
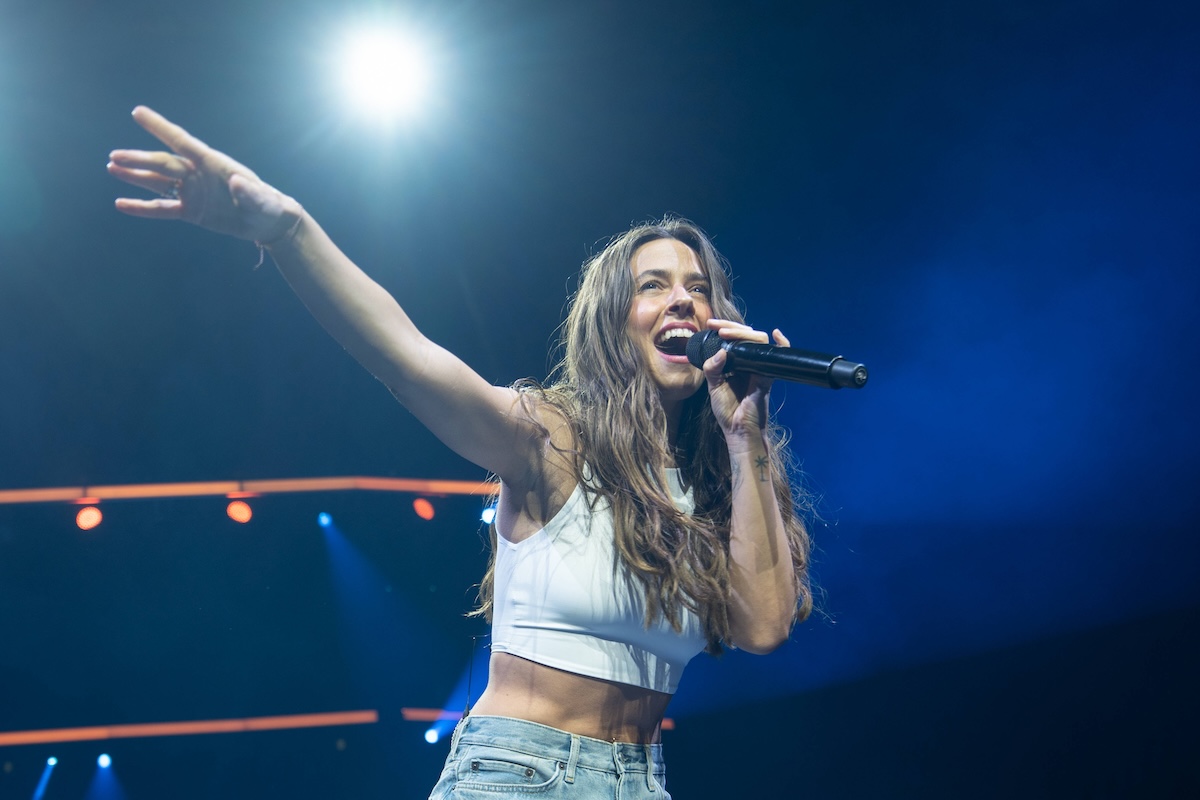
686, 329, 869, 390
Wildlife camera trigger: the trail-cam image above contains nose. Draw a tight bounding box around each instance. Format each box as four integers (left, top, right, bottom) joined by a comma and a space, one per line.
666, 283, 694, 315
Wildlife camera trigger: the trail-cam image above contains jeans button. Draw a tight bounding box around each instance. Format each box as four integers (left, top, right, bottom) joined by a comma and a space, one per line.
525, 768, 534, 778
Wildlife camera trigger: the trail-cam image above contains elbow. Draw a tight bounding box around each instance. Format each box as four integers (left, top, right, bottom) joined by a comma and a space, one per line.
729, 584, 799, 654
739, 634, 790, 656
732, 621, 793, 655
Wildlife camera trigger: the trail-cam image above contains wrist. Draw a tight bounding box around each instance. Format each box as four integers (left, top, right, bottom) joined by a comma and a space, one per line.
725, 429, 770, 459
257, 198, 306, 249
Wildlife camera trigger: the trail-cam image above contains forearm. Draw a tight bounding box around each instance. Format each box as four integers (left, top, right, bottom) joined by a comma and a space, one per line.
726, 434, 798, 653
258, 204, 536, 480
263, 203, 426, 394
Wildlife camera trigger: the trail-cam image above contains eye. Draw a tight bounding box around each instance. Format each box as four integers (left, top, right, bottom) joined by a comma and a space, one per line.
691, 284, 711, 297
639, 280, 662, 292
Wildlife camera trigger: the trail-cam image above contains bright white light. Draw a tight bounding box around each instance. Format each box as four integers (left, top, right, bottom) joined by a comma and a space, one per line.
97, 754, 111, 768
339, 30, 431, 122
47, 757, 58, 766
424, 728, 439, 744
481, 506, 497, 525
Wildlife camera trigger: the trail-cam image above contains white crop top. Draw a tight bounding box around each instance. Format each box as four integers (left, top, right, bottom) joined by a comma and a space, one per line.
490, 468, 707, 694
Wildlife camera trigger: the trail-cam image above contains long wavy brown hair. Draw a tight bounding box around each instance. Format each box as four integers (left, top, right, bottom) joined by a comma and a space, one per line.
472, 217, 811, 654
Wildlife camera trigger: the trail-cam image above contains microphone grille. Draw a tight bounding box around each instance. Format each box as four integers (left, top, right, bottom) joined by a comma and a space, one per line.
686, 329, 723, 369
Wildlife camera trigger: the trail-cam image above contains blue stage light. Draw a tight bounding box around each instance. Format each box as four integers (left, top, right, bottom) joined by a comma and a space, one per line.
97, 754, 111, 768
33, 757, 57, 800
424, 728, 439, 744
318, 512, 332, 527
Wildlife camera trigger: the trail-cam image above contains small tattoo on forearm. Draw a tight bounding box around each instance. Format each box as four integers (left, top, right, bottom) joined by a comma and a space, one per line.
755, 455, 769, 482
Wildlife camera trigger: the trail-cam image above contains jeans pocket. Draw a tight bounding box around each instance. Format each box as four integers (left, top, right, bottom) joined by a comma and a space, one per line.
454, 748, 565, 794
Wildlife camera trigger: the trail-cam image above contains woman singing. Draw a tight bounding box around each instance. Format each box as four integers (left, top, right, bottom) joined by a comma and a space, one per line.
109, 106, 811, 799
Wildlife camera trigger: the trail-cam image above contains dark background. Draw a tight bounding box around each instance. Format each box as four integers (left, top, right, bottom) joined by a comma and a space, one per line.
1, 0, 1197, 797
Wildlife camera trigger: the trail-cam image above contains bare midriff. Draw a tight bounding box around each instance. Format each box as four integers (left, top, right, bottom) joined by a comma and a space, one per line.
467, 652, 673, 744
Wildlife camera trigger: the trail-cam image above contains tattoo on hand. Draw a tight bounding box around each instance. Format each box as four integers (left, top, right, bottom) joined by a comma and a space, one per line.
755, 455, 769, 482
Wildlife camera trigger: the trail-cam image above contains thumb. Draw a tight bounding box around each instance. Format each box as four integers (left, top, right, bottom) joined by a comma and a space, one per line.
703, 347, 728, 386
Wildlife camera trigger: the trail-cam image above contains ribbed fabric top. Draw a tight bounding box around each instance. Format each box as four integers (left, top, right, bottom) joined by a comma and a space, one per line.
490, 468, 706, 694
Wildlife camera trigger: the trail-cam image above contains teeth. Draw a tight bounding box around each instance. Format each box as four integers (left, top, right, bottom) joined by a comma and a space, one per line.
656, 328, 695, 344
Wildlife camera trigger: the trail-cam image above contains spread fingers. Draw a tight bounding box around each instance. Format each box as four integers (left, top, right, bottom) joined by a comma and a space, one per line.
107, 162, 182, 197
130, 106, 209, 159
113, 197, 185, 220
108, 149, 195, 179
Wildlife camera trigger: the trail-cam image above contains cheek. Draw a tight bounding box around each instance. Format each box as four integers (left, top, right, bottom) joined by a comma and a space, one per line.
629, 302, 654, 332
625, 308, 640, 337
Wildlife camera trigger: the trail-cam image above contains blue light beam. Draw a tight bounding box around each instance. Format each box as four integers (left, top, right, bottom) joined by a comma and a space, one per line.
424, 635, 493, 744
319, 518, 455, 709
83, 755, 128, 800
31, 757, 56, 800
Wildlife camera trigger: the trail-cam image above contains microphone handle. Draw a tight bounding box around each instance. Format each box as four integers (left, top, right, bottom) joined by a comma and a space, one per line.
725, 341, 869, 390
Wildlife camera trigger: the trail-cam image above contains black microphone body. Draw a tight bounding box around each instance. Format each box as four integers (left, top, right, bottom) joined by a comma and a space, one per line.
686, 329, 868, 390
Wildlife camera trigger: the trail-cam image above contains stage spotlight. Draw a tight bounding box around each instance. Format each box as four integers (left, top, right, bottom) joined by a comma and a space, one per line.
76, 506, 102, 531
337, 28, 432, 122
34, 756, 57, 800
318, 512, 333, 528
97, 754, 111, 768
226, 500, 253, 524
424, 728, 439, 744
413, 497, 435, 521
481, 505, 497, 525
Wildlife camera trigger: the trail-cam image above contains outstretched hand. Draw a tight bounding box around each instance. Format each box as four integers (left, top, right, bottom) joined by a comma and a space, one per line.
108, 106, 300, 243
702, 320, 788, 445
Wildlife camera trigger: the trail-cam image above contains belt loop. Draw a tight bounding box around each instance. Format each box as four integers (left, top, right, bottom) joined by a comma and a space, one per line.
564, 734, 581, 784
644, 744, 655, 791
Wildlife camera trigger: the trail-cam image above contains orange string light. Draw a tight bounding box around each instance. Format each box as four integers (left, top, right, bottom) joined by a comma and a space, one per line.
413, 497, 435, 520
76, 506, 103, 530
226, 500, 253, 523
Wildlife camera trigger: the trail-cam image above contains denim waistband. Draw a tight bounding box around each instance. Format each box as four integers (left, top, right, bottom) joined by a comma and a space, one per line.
449, 714, 665, 784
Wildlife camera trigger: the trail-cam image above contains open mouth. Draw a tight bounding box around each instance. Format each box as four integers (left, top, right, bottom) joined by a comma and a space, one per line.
654, 327, 694, 357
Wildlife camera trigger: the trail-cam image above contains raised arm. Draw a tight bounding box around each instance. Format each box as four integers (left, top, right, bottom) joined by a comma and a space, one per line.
702, 321, 800, 653
109, 107, 541, 486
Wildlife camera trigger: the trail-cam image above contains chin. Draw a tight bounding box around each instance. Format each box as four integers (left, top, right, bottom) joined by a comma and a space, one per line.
655, 374, 704, 401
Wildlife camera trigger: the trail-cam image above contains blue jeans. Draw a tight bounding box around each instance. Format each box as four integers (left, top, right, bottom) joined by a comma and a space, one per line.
428, 715, 670, 799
